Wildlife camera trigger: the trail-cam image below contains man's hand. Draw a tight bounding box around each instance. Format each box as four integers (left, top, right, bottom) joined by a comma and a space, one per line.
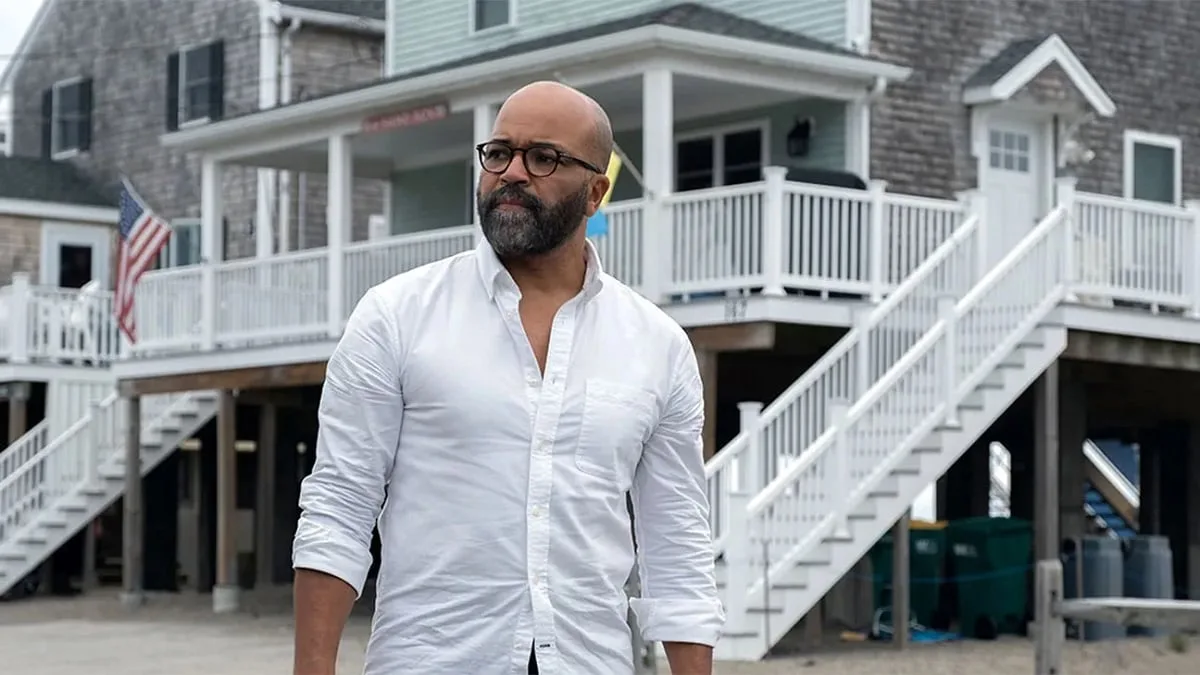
662, 641, 713, 674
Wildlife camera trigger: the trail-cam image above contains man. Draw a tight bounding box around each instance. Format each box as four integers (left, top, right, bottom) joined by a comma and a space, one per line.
292, 81, 724, 675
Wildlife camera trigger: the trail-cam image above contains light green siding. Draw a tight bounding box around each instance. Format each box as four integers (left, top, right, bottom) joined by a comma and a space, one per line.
389, 0, 849, 75
610, 98, 848, 202
389, 161, 473, 234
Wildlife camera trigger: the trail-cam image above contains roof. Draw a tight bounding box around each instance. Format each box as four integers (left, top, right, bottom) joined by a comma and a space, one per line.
0, 155, 114, 208
277, 2, 877, 111
964, 36, 1050, 90
279, 0, 386, 21
962, 34, 1115, 117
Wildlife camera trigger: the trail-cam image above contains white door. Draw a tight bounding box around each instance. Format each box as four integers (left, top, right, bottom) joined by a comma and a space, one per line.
981, 117, 1047, 267
40, 222, 112, 289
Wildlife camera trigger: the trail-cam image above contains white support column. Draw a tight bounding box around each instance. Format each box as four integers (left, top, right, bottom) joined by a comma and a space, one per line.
255, 173, 276, 259
641, 68, 674, 304
199, 157, 224, 351
844, 98, 871, 179
327, 135, 352, 337
1055, 176, 1078, 301
472, 103, 497, 243
7, 273, 29, 363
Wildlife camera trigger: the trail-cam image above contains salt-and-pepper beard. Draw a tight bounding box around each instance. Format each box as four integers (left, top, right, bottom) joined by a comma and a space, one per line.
478, 182, 590, 261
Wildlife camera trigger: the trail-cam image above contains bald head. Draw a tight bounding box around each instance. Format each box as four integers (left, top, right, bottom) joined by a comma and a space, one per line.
496, 81, 614, 170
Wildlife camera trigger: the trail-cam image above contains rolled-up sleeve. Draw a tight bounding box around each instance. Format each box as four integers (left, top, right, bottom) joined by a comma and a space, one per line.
629, 332, 725, 646
292, 287, 403, 598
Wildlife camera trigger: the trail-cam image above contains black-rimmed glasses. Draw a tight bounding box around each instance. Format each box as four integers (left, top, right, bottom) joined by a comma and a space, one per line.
476, 141, 603, 178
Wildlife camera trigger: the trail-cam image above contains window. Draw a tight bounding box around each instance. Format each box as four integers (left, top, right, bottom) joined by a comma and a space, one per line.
166, 41, 225, 131
988, 129, 1031, 173
157, 219, 201, 269
41, 78, 93, 158
674, 124, 767, 192
471, 0, 513, 33
1124, 130, 1181, 205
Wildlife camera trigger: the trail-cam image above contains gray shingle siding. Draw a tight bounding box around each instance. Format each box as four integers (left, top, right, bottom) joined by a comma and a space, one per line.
9, 0, 262, 256
9, 0, 385, 261
283, 25, 386, 248
869, 0, 1200, 201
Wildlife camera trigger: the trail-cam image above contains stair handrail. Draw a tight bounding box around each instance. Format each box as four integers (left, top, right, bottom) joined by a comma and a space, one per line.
0, 391, 200, 547
1083, 440, 1139, 508
0, 420, 50, 480
703, 210, 979, 549
741, 204, 1071, 599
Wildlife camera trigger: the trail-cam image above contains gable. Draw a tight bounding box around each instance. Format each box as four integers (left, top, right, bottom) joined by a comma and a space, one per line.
963, 34, 1115, 117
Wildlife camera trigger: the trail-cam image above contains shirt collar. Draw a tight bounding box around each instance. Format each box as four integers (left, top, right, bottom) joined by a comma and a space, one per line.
475, 236, 605, 302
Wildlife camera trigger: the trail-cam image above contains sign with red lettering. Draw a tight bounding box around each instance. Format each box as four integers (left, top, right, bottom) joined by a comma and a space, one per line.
361, 103, 450, 133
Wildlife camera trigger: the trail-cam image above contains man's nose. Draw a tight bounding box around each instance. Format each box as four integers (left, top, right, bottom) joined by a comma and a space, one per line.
499, 150, 532, 184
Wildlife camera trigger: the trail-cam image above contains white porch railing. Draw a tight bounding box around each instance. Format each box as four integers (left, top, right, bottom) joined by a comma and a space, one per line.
131, 169, 970, 356
0, 275, 121, 366
0, 392, 186, 544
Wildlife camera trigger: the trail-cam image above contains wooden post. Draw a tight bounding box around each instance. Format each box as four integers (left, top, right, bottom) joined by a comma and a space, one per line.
1034, 560, 1065, 675
1034, 363, 1061, 563
120, 395, 144, 607
5, 382, 28, 444
255, 402, 277, 587
696, 348, 718, 461
891, 510, 911, 649
213, 389, 239, 613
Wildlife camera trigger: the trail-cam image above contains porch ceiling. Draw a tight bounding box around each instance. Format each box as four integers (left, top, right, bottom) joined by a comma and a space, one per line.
229, 74, 807, 175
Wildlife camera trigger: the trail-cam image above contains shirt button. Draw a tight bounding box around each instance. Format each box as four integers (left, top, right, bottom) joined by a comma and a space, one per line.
531, 506, 543, 518
527, 374, 540, 387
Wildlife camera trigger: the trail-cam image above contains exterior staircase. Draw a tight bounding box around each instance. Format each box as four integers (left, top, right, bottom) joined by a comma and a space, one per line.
0, 391, 218, 597
705, 188, 1075, 660
1082, 440, 1138, 538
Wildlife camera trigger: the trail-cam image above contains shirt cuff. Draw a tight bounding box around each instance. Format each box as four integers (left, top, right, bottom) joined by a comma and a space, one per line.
629, 597, 726, 647
291, 521, 373, 599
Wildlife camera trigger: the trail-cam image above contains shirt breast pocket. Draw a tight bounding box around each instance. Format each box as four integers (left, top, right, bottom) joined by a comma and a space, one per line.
574, 379, 658, 482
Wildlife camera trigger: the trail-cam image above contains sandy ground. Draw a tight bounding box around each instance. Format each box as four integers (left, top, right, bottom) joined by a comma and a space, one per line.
0, 591, 1197, 674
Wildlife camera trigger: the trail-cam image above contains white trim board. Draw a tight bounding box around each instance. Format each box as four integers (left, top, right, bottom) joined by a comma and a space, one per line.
0, 198, 116, 224
962, 34, 1116, 117
275, 3, 386, 34
161, 24, 911, 155
39, 221, 113, 288
1123, 129, 1183, 205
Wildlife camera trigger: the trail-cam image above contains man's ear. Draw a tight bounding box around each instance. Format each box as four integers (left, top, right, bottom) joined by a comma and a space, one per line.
587, 175, 611, 215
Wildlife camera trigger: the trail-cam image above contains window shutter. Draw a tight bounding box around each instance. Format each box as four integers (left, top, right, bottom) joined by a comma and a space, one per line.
207, 40, 225, 121
41, 88, 53, 157
166, 51, 180, 131
78, 78, 93, 152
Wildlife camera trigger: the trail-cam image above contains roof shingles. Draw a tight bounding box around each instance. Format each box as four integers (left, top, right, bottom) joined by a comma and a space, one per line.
0, 156, 114, 208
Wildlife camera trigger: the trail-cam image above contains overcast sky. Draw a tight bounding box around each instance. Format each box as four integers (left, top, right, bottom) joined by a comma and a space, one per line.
1, 0, 46, 113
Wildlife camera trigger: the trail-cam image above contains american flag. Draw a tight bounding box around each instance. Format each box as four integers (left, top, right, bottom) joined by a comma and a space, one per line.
115, 179, 173, 343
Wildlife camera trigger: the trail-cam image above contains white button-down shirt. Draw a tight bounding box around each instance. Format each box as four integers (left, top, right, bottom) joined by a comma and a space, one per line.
293, 239, 724, 675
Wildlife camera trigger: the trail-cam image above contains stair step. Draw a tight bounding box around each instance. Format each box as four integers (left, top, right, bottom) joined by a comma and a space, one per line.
16, 535, 47, 546
0, 553, 26, 562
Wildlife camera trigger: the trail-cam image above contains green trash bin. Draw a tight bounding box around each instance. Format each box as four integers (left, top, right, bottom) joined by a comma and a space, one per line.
946, 516, 1033, 638
869, 520, 949, 629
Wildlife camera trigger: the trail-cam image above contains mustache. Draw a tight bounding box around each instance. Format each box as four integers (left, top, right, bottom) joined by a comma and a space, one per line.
484, 185, 542, 211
